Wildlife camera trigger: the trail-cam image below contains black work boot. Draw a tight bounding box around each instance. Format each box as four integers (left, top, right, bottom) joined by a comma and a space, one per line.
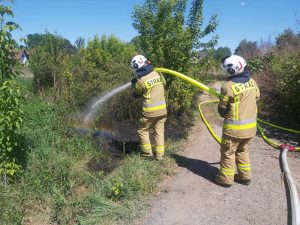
234, 175, 251, 185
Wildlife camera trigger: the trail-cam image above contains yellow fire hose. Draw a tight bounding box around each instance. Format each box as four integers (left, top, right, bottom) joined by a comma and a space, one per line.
155, 68, 220, 98
198, 99, 221, 144
154, 68, 300, 151
257, 118, 300, 135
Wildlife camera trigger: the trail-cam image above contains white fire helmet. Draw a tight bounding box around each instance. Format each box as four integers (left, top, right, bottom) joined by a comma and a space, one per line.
130, 55, 147, 70
221, 55, 247, 76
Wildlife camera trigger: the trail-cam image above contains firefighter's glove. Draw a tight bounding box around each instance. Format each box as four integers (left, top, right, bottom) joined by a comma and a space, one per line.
218, 104, 230, 118
131, 78, 138, 85
218, 106, 227, 118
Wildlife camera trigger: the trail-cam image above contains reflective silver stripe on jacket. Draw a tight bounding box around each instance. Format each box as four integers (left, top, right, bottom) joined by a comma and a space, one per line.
143, 101, 166, 109
224, 118, 256, 125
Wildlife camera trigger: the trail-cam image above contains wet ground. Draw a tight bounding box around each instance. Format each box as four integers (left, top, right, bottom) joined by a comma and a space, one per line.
71, 116, 193, 177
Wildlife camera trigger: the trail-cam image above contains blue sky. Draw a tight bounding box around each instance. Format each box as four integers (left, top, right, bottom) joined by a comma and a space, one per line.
11, 0, 300, 52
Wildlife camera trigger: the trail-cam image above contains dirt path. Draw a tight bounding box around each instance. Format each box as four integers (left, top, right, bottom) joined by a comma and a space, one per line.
137, 85, 300, 225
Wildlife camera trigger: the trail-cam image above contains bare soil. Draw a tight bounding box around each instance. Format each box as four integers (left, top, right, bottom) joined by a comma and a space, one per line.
135, 83, 300, 225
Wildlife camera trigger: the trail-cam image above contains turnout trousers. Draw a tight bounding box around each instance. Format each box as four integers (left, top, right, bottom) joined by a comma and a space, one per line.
215, 134, 252, 185
137, 115, 167, 159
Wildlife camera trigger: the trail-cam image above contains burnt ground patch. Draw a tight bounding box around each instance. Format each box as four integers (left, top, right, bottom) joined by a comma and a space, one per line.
74, 117, 195, 176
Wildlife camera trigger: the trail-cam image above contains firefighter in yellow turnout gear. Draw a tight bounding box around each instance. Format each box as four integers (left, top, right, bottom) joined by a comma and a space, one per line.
130, 55, 167, 160
214, 55, 260, 187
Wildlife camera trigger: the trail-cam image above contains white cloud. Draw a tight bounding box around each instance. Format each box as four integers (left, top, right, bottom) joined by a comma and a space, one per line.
241, 1, 246, 6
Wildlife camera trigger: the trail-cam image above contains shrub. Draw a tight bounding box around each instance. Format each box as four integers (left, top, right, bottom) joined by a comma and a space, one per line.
0, 80, 24, 177
0, 0, 25, 178
252, 50, 300, 126
29, 32, 73, 99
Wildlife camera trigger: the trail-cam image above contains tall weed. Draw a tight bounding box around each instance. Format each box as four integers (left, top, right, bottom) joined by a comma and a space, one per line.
249, 50, 300, 127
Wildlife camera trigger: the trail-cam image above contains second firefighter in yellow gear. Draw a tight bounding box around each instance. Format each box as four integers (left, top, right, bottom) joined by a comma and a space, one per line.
130, 55, 167, 160
215, 55, 260, 187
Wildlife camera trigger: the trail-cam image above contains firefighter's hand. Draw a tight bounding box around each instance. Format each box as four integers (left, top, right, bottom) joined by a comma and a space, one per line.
218, 104, 229, 118
131, 78, 138, 85
218, 107, 226, 117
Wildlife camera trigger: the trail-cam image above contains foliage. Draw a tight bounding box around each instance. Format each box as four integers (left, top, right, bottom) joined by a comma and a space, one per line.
29, 32, 73, 100
0, 0, 20, 80
75, 36, 85, 50
132, 0, 218, 116
0, 0, 24, 178
82, 34, 136, 67
130, 35, 144, 55
167, 79, 198, 116
0, 80, 177, 224
1, 92, 96, 224
132, 0, 218, 72
0, 80, 24, 176
247, 56, 264, 74
97, 89, 143, 123
275, 29, 300, 51
214, 46, 231, 62
72, 62, 133, 109
249, 42, 300, 126
240, 29, 300, 126
70, 35, 136, 110
266, 51, 300, 122
26, 32, 76, 54
28, 32, 139, 122
234, 39, 261, 59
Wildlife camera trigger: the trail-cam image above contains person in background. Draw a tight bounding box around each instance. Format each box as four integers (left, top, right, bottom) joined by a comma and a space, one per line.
130, 55, 167, 160
214, 55, 260, 187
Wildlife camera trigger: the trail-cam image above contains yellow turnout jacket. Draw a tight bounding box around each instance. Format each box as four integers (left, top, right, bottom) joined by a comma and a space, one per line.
132, 70, 167, 118
218, 77, 260, 138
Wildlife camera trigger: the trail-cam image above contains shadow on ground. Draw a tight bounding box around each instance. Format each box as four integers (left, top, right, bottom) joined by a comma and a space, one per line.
171, 153, 219, 183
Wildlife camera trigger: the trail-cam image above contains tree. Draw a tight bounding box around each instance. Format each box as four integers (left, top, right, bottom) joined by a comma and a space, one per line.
27, 32, 76, 54
75, 36, 85, 50
0, 0, 24, 178
26, 33, 45, 48
130, 35, 144, 55
29, 32, 74, 96
275, 29, 300, 51
83, 34, 136, 69
234, 39, 261, 59
70, 34, 136, 109
0, 0, 20, 80
132, 0, 218, 116
214, 47, 231, 62
132, 0, 218, 73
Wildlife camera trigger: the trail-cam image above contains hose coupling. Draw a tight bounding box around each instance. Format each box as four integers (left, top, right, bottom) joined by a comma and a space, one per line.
280, 142, 296, 152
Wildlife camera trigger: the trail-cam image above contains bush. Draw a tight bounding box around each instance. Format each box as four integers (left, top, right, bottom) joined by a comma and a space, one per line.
251, 50, 300, 126
0, 80, 24, 177
167, 79, 198, 117
0, 0, 25, 179
97, 89, 143, 123
71, 62, 133, 109
29, 33, 72, 99
268, 51, 300, 121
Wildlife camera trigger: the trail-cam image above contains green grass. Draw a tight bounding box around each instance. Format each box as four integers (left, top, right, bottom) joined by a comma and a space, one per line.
0, 77, 180, 225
